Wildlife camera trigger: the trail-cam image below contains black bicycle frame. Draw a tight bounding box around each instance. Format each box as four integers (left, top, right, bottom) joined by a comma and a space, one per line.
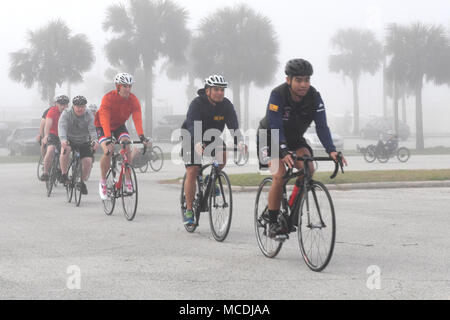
282, 154, 344, 229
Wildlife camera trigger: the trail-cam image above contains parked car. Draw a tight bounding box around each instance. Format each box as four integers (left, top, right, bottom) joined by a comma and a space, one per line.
0, 122, 10, 147
304, 126, 344, 151
154, 115, 186, 142
360, 117, 410, 141
7, 127, 40, 156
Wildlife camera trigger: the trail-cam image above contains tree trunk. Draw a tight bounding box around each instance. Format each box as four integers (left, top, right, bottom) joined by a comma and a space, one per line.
393, 78, 399, 136
383, 56, 388, 119
144, 68, 153, 136
48, 85, 56, 106
415, 80, 424, 150
67, 82, 72, 100
401, 93, 407, 124
186, 73, 196, 103
231, 79, 241, 125
244, 82, 250, 130
351, 77, 360, 135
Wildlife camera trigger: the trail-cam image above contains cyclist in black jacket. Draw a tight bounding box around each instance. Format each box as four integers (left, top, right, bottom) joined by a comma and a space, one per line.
181, 75, 246, 225
257, 59, 347, 238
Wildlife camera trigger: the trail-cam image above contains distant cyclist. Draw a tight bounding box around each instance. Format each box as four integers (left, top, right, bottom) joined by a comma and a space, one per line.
40, 95, 69, 181
58, 96, 99, 195
376, 130, 399, 155
180, 75, 246, 225
95, 73, 151, 200
36, 106, 51, 158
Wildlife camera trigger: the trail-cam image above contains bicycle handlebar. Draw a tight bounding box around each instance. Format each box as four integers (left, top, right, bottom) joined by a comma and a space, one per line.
282, 152, 345, 180
106, 138, 148, 156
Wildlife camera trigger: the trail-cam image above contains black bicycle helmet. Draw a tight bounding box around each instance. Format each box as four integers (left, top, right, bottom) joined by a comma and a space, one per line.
55, 95, 70, 105
285, 59, 314, 77
72, 95, 87, 106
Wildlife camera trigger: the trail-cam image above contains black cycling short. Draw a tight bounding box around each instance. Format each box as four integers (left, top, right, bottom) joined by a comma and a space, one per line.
257, 128, 313, 169
69, 141, 93, 159
181, 137, 227, 167
96, 125, 130, 144
47, 134, 61, 149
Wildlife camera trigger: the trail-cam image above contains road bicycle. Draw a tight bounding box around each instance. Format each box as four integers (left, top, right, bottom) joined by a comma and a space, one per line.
135, 145, 164, 173
254, 153, 344, 272
102, 139, 147, 221
180, 146, 246, 242
45, 147, 62, 197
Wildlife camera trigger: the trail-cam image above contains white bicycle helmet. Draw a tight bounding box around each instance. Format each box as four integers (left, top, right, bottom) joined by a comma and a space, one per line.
114, 73, 134, 85
205, 75, 228, 88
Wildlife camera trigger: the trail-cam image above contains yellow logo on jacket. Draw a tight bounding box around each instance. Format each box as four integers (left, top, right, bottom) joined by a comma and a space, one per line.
214, 116, 225, 121
269, 104, 279, 112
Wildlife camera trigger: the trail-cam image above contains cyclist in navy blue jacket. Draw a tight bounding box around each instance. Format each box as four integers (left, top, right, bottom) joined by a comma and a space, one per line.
257, 58, 347, 238
181, 75, 246, 225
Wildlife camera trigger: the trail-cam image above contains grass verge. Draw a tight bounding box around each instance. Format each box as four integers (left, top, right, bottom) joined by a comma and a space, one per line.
161, 169, 450, 186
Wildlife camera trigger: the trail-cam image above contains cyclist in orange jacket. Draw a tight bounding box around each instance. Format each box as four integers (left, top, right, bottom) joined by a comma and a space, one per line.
95, 73, 151, 200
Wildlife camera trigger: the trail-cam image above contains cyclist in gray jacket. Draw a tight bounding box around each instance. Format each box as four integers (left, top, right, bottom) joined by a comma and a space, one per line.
58, 96, 99, 194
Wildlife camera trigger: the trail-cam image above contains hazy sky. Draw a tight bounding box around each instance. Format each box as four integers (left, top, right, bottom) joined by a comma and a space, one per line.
1, 0, 449, 130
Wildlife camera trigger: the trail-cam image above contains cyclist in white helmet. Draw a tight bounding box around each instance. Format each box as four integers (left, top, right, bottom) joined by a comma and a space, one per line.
94, 73, 151, 200
180, 74, 247, 225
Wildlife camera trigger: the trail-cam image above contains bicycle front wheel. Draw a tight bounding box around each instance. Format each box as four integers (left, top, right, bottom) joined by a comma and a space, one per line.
363, 146, 376, 163
122, 164, 138, 221
149, 146, 164, 172
73, 160, 82, 207
254, 178, 283, 258
209, 171, 233, 242
66, 161, 74, 203
103, 169, 116, 216
298, 181, 336, 272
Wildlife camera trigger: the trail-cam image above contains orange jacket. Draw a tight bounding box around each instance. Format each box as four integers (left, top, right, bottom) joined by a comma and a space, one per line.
95, 90, 144, 138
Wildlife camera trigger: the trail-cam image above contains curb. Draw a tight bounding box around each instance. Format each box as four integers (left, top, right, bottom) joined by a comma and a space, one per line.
160, 180, 450, 192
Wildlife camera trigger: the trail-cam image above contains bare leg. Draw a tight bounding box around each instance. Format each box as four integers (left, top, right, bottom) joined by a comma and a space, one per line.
43, 145, 55, 174
185, 166, 200, 211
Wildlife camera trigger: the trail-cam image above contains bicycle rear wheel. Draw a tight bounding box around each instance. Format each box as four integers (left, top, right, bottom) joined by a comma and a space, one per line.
397, 147, 410, 162
377, 151, 389, 163
37, 155, 44, 180
298, 181, 336, 272
180, 174, 201, 233
103, 169, 116, 216
46, 156, 57, 197
73, 160, 82, 207
66, 161, 74, 203
254, 177, 283, 258
138, 162, 149, 173
149, 146, 164, 172
122, 164, 138, 221
209, 171, 232, 242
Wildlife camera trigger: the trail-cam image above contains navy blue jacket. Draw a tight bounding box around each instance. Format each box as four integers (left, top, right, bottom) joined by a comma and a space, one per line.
259, 83, 336, 154
182, 89, 242, 144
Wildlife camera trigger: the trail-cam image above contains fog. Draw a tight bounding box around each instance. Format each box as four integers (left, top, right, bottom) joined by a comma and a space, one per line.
1, 0, 449, 134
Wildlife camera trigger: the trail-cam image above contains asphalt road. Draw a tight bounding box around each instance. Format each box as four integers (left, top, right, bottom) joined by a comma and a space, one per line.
0, 161, 449, 300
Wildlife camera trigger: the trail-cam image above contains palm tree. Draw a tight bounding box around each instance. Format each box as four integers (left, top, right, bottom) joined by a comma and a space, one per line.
329, 28, 383, 135
103, 0, 190, 135
385, 22, 450, 150
191, 4, 279, 128
9, 20, 95, 105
